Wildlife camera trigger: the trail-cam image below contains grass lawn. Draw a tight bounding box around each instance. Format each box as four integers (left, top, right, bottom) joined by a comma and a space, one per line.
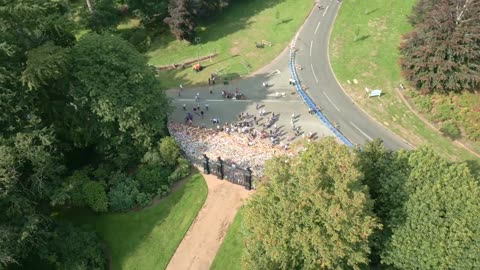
211, 209, 245, 270
62, 173, 208, 270
329, 0, 479, 165
145, 0, 313, 88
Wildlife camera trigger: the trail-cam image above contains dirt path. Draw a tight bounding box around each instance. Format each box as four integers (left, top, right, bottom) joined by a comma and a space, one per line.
166, 173, 253, 270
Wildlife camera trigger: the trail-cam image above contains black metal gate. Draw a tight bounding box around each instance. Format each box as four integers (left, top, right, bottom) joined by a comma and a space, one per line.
202, 155, 253, 190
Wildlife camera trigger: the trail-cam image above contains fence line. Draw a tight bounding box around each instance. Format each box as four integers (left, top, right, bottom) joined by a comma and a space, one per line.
289, 37, 354, 147
183, 151, 256, 190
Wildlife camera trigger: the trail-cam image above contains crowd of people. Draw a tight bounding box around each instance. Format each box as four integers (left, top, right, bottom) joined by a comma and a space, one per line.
168, 122, 298, 177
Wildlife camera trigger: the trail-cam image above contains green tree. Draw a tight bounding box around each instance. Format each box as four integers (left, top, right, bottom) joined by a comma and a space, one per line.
0, 129, 64, 267
42, 223, 106, 270
159, 136, 180, 166
82, 181, 108, 212
134, 165, 173, 195
70, 33, 170, 167
126, 0, 169, 27
79, 0, 122, 32
359, 141, 480, 269
380, 147, 480, 269
243, 138, 380, 270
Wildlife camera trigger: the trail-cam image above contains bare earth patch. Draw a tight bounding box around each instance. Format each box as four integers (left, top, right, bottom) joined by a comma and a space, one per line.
166, 174, 252, 270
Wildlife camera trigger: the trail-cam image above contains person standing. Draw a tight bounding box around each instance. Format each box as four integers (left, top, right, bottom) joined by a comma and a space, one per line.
208, 78, 211, 85
205, 103, 209, 111
183, 104, 186, 111
178, 84, 183, 96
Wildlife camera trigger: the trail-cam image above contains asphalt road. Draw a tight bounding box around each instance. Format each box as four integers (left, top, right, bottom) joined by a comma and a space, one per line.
294, 0, 410, 150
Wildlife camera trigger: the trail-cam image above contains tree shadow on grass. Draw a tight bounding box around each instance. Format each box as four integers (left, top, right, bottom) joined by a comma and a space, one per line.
145, 0, 288, 57
354, 35, 370, 42
277, 18, 293, 25
364, 8, 379, 15
59, 173, 207, 270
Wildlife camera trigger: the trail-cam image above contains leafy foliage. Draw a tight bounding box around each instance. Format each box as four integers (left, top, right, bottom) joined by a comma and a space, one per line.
21, 42, 71, 91
134, 165, 174, 194
243, 138, 380, 270
126, 0, 169, 27
400, 0, 480, 93
359, 143, 480, 269
108, 172, 148, 212
168, 157, 191, 183
411, 91, 480, 141
0, 1, 172, 267
0, 129, 63, 268
384, 148, 480, 269
82, 181, 108, 213
79, 0, 122, 32
70, 33, 170, 166
159, 136, 181, 166
440, 122, 461, 139
42, 223, 105, 270
164, 0, 197, 41
51, 168, 108, 213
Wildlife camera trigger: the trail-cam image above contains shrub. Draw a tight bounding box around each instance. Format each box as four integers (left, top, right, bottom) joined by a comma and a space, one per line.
108, 174, 142, 212
157, 185, 170, 198
52, 168, 108, 213
159, 137, 180, 167
413, 94, 433, 113
432, 103, 454, 122
134, 165, 173, 195
67, 169, 91, 207
82, 181, 108, 213
440, 122, 461, 140
136, 192, 151, 208
168, 157, 190, 183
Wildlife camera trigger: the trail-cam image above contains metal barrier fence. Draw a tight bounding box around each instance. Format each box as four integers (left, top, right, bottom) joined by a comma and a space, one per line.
289, 35, 354, 147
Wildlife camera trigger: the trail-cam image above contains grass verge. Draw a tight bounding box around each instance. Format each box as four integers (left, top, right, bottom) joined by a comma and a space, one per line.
329, 0, 479, 165
63, 173, 208, 270
146, 0, 313, 88
211, 209, 245, 270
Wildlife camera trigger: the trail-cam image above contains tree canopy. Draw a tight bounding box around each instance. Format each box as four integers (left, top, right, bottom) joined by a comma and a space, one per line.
400, 0, 480, 93
358, 142, 480, 269
243, 138, 380, 270
0, 1, 172, 268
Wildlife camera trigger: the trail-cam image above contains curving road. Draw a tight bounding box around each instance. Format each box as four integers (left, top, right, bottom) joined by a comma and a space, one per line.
294, 0, 410, 150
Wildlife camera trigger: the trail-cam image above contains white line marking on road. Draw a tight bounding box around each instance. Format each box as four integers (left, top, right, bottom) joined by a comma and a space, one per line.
309, 40, 313, 56
323, 5, 329, 16
263, 100, 302, 103
350, 121, 373, 141
175, 99, 225, 102
314, 22, 321, 34
310, 64, 319, 83
322, 91, 341, 112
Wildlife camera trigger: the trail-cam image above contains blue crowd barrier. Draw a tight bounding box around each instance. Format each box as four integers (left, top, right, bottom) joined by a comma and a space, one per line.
288, 48, 354, 147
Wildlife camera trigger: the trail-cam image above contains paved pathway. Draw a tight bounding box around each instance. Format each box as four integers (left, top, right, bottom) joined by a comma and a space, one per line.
294, 0, 410, 149
166, 174, 252, 270
168, 47, 336, 144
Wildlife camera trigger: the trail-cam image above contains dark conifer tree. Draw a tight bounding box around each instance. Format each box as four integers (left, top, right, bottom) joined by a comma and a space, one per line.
164, 0, 196, 41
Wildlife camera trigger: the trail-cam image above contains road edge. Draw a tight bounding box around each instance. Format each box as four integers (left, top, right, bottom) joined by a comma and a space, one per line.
325, 3, 415, 149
